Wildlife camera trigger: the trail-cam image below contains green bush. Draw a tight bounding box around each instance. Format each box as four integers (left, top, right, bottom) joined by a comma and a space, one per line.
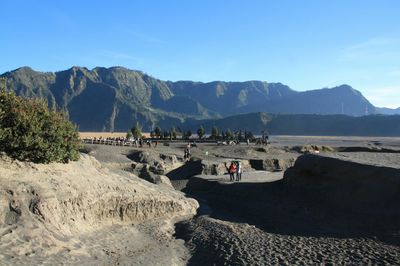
131, 121, 142, 139
0, 90, 81, 163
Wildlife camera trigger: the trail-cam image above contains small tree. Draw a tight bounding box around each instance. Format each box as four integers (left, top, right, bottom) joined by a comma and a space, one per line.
211, 126, 219, 140
126, 130, 133, 139
225, 128, 233, 140
154, 126, 161, 138
131, 121, 142, 139
170, 127, 177, 140
197, 125, 205, 139
163, 130, 170, 139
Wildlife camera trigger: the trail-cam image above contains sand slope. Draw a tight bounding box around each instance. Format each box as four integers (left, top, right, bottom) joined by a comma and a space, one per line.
0, 153, 198, 265
178, 215, 400, 265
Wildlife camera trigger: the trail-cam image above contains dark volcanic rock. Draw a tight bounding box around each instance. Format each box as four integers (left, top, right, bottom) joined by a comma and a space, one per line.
127, 151, 152, 164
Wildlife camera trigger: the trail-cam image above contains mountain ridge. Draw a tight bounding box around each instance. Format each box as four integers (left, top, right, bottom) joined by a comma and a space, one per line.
1, 66, 398, 131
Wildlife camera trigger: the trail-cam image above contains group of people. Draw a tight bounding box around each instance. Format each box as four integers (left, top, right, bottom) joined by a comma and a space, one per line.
84, 136, 130, 146
228, 161, 242, 182
255, 135, 269, 145
129, 138, 158, 148
83, 136, 160, 148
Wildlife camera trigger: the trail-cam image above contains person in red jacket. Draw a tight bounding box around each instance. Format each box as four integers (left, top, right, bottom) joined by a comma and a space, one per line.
228, 162, 237, 182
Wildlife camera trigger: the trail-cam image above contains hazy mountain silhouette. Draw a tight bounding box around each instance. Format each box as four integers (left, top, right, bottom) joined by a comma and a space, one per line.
376, 107, 400, 115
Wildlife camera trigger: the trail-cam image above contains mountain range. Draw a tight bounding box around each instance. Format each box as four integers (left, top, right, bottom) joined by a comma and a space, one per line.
1, 66, 399, 133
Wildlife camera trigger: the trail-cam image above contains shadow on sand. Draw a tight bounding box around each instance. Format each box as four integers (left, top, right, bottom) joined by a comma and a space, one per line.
180, 168, 400, 247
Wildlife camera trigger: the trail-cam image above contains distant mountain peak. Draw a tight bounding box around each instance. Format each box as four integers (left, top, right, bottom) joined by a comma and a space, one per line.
17, 66, 34, 71
333, 84, 359, 94
10, 66, 36, 74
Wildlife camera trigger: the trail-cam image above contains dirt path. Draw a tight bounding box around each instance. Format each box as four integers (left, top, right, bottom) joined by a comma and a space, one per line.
194, 170, 284, 183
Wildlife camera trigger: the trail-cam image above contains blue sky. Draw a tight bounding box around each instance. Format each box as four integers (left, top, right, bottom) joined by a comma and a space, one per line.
1, 0, 399, 108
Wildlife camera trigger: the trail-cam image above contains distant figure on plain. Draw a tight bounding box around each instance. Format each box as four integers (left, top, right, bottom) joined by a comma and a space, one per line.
228, 162, 237, 182
184, 143, 191, 161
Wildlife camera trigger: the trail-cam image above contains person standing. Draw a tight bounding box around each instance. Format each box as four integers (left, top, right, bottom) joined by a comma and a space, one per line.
236, 161, 242, 181
185, 142, 192, 160
186, 147, 191, 160
228, 162, 237, 182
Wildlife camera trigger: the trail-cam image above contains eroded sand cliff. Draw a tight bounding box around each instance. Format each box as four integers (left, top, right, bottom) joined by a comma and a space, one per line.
0, 153, 198, 265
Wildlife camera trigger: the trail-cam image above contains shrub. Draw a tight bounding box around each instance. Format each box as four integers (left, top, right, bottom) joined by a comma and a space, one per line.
225, 128, 233, 140
131, 121, 142, 139
197, 125, 205, 139
0, 90, 81, 163
126, 130, 133, 139
211, 126, 219, 140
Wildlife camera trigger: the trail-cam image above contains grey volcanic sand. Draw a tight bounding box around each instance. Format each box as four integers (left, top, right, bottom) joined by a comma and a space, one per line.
326, 152, 400, 169
178, 216, 400, 266
82, 137, 400, 265
271, 135, 400, 150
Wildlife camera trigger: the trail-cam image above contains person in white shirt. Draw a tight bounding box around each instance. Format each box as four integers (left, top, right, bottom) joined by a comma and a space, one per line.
236, 161, 242, 181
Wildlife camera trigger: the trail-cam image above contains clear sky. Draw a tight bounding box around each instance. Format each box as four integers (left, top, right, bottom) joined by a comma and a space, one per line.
1, 0, 399, 108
